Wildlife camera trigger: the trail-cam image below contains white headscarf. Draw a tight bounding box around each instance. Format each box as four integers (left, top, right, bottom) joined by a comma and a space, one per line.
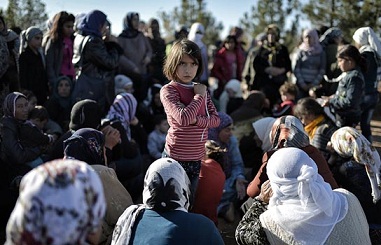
252, 117, 276, 152
219, 79, 243, 113
188, 22, 205, 49
331, 126, 381, 203
264, 147, 348, 245
6, 159, 106, 245
353, 27, 381, 56
111, 158, 192, 245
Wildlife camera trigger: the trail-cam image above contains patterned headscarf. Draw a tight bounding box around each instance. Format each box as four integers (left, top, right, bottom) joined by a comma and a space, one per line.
299, 28, 323, 55
208, 111, 233, 147
106, 92, 137, 140
330, 127, 381, 203
265, 147, 348, 245
19, 26, 43, 53
6, 159, 106, 244
2, 92, 27, 118
270, 115, 310, 150
64, 128, 105, 165
111, 158, 192, 244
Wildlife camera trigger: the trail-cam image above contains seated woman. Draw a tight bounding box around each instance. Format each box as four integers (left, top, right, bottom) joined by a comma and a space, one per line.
293, 97, 338, 160
258, 147, 371, 245
208, 112, 247, 223
246, 115, 338, 199
0, 92, 45, 181
63, 128, 133, 244
6, 159, 106, 244
111, 158, 224, 245
330, 127, 381, 243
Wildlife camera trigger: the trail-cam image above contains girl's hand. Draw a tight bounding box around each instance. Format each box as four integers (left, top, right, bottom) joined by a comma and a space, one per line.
194, 83, 207, 96
236, 178, 248, 200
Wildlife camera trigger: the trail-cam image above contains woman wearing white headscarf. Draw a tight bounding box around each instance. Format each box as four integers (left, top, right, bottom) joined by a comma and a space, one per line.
188, 22, 209, 85
5, 159, 106, 245
111, 158, 223, 245
259, 147, 370, 245
352, 27, 381, 143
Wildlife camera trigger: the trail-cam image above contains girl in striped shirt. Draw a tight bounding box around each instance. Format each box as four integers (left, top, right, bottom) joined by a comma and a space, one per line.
160, 39, 220, 195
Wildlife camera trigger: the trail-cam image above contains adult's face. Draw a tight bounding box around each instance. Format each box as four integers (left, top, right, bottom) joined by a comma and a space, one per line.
15, 97, 29, 121
218, 124, 233, 144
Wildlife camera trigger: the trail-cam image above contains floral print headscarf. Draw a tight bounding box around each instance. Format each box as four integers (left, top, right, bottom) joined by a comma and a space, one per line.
331, 126, 381, 203
64, 128, 106, 165
6, 159, 106, 244
112, 158, 192, 244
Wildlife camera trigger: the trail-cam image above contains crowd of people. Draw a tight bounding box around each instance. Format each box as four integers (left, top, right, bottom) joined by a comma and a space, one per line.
0, 7, 381, 245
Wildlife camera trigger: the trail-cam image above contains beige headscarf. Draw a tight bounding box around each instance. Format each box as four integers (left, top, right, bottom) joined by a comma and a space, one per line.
331, 126, 381, 203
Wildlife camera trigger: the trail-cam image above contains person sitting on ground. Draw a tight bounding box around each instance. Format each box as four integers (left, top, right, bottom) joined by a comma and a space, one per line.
6, 159, 106, 244
63, 128, 133, 244
111, 157, 224, 245
293, 97, 338, 161
272, 82, 297, 117
208, 112, 247, 223
192, 140, 227, 226
329, 127, 381, 243
147, 114, 169, 161
257, 147, 370, 245
245, 115, 338, 208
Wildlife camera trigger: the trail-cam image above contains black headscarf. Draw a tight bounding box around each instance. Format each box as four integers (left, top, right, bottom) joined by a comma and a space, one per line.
119, 12, 140, 38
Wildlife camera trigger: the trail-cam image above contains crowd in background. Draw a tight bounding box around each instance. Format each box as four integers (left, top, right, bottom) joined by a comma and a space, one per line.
0, 7, 381, 245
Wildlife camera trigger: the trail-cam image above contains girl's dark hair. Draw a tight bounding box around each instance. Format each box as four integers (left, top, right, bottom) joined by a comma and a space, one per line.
163, 39, 203, 82
205, 140, 227, 170
337, 44, 367, 73
49, 11, 75, 42
293, 97, 324, 119
223, 35, 238, 47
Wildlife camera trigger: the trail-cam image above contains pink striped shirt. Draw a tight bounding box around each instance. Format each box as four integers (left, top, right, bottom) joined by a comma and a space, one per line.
160, 81, 220, 161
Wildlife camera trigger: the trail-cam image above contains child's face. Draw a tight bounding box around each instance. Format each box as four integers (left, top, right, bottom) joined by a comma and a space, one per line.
281, 92, 294, 102
27, 96, 37, 112
218, 125, 233, 144
176, 53, 198, 84
57, 79, 71, 97
30, 118, 48, 130
29, 34, 43, 50
158, 120, 169, 134
15, 97, 29, 121
62, 21, 74, 37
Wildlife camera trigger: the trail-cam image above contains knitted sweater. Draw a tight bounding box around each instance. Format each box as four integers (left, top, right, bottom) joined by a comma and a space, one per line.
160, 81, 220, 161
260, 188, 371, 245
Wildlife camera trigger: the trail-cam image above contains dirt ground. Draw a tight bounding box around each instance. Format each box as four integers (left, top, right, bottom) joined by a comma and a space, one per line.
218, 102, 381, 245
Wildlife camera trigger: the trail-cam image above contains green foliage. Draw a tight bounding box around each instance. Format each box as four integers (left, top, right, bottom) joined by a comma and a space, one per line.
1, 0, 48, 30
303, 0, 381, 40
240, 0, 301, 51
158, 0, 223, 46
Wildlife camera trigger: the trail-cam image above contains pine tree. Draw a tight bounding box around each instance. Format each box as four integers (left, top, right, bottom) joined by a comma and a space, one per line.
158, 0, 223, 46
303, 0, 381, 39
0, 0, 48, 30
